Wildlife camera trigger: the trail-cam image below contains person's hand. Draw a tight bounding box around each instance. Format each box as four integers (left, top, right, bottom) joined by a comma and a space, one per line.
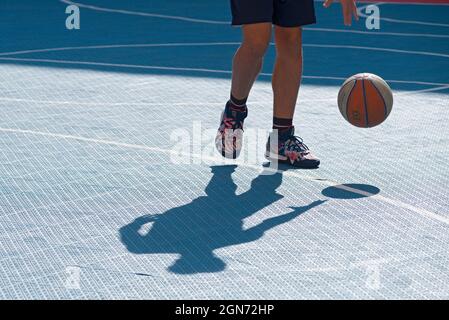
323, 0, 359, 26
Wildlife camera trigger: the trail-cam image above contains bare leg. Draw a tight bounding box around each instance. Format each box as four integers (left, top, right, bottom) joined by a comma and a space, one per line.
231, 23, 272, 100
267, 27, 320, 168
272, 26, 303, 120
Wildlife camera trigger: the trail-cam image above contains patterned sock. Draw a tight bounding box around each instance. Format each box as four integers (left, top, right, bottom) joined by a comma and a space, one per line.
229, 94, 248, 110
273, 117, 293, 133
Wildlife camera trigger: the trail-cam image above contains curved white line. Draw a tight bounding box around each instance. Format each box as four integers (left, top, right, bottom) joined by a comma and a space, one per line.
370, 1, 449, 5
306, 27, 449, 39
0, 98, 231, 106
304, 43, 449, 58
315, 0, 449, 4
60, 0, 229, 24
1, 127, 448, 225
1, 85, 448, 107
0, 41, 447, 59
396, 85, 449, 95
0, 56, 234, 74
0, 42, 241, 57
1, 56, 447, 87
0, 97, 338, 106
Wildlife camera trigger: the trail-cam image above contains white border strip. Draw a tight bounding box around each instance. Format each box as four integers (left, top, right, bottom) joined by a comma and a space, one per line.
1, 42, 448, 59
1, 56, 448, 87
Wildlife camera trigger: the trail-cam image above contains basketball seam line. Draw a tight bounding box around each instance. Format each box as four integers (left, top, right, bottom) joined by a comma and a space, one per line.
369, 79, 389, 117
362, 79, 370, 127
345, 80, 358, 123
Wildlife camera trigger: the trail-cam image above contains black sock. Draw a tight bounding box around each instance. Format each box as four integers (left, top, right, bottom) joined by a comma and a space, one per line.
273, 117, 293, 132
229, 94, 248, 109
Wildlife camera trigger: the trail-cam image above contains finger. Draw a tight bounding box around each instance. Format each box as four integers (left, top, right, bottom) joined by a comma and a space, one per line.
323, 0, 333, 8
343, 3, 351, 26
353, 1, 359, 21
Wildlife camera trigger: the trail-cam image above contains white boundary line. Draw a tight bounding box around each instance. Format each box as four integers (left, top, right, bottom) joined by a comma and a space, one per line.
306, 27, 449, 39
0, 42, 449, 58
0, 85, 447, 107
0, 42, 243, 57
1, 56, 448, 87
1, 42, 448, 59
60, 0, 228, 24
0, 97, 338, 106
304, 43, 449, 58
396, 85, 449, 95
1, 127, 448, 225
317, 0, 449, 5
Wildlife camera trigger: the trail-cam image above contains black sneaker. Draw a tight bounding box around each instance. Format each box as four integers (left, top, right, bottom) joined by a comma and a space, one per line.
265, 126, 320, 168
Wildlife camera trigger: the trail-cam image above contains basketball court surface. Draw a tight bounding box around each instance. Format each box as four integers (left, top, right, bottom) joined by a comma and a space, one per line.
0, 0, 448, 299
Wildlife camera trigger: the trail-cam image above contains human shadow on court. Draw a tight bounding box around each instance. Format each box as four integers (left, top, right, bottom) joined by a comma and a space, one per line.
120, 165, 324, 274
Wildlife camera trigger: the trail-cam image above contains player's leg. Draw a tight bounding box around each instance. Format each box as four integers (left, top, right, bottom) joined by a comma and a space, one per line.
216, 24, 271, 159
272, 26, 303, 122
231, 23, 272, 102
216, 0, 274, 159
266, 0, 320, 168
230, 0, 274, 102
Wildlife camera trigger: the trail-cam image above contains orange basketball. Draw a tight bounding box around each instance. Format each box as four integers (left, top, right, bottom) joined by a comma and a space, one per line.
338, 73, 393, 128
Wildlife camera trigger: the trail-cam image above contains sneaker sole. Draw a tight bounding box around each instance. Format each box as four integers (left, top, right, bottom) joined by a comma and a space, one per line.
264, 151, 320, 169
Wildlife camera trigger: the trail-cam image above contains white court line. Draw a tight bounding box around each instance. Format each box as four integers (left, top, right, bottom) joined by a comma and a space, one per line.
304, 43, 449, 59
1, 56, 448, 87
1, 41, 448, 59
358, 2, 449, 27
1, 127, 448, 226
0, 86, 447, 107
306, 27, 449, 39
60, 0, 449, 33
1, 86, 447, 107
60, 0, 228, 24
359, 1, 449, 5
0, 98, 232, 106
0, 97, 337, 106
1, 41, 447, 58
315, 0, 449, 4
396, 85, 449, 95
0, 42, 242, 57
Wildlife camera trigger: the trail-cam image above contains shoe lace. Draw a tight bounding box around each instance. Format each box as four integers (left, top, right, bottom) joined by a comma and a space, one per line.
223, 109, 246, 130
285, 135, 310, 153
223, 117, 236, 129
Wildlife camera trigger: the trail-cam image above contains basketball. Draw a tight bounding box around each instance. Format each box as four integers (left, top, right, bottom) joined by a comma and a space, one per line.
338, 73, 393, 128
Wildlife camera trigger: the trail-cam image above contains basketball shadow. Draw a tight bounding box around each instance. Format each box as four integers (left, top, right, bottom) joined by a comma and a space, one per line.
321, 184, 380, 199
120, 165, 325, 275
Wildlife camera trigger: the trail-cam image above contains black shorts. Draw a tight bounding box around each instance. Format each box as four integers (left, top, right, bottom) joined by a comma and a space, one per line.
231, 0, 316, 27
